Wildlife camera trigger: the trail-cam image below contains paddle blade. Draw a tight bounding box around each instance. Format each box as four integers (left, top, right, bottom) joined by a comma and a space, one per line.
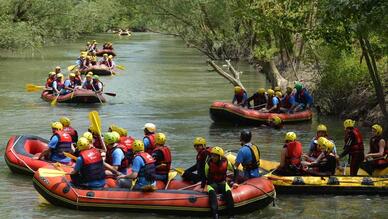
104, 92, 116, 97
50, 98, 58, 106
88, 111, 102, 135
168, 171, 178, 180
174, 167, 185, 175
67, 65, 76, 71
26, 84, 44, 92
38, 168, 67, 177
63, 152, 77, 161
116, 65, 125, 70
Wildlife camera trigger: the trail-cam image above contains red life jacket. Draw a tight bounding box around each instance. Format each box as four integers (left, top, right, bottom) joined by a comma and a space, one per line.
105, 144, 129, 172
196, 147, 211, 163
235, 90, 245, 104
152, 146, 172, 175
46, 78, 54, 88
56, 80, 65, 90
144, 133, 156, 154
346, 128, 364, 154
207, 157, 228, 183
74, 76, 82, 86
93, 136, 103, 150
51, 130, 72, 155
282, 94, 292, 109
63, 126, 78, 143
79, 148, 105, 181
285, 141, 302, 166
120, 136, 134, 150
136, 152, 156, 181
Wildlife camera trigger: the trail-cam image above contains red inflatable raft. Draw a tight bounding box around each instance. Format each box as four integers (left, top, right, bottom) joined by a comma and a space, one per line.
4, 135, 71, 175
80, 65, 113, 76
210, 101, 312, 125
95, 49, 116, 57
33, 167, 275, 216
41, 89, 106, 104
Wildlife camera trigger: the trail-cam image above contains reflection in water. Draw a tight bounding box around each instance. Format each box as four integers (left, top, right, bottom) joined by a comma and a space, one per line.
0, 33, 386, 218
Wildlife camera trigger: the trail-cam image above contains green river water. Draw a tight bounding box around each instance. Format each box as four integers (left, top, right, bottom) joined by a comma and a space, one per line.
0, 33, 386, 218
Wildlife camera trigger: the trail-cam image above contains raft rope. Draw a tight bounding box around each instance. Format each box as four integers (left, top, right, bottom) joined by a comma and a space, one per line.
10, 136, 36, 173
243, 182, 276, 206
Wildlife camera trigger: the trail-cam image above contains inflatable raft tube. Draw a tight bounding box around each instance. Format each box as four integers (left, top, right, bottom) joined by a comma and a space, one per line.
95, 49, 116, 57
41, 89, 106, 104
210, 101, 312, 125
80, 65, 113, 76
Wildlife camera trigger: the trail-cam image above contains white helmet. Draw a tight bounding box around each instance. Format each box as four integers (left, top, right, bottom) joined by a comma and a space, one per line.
143, 123, 156, 132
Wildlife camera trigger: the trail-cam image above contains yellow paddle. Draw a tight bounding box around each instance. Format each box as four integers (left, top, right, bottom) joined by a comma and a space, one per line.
38, 168, 69, 177
164, 171, 178, 189
50, 93, 61, 106
173, 167, 185, 175
67, 65, 77, 71
116, 65, 125, 70
26, 84, 45, 92
88, 111, 107, 151
63, 152, 77, 160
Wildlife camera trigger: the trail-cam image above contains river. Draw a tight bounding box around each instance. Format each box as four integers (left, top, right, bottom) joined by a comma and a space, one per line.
0, 33, 386, 218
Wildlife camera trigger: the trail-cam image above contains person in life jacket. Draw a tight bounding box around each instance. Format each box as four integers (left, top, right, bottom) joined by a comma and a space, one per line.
293, 82, 313, 112
117, 140, 156, 190
143, 123, 157, 155
92, 75, 103, 93
260, 89, 280, 113
90, 52, 97, 66
73, 131, 94, 157
235, 130, 261, 180
52, 73, 65, 95
98, 53, 109, 65
303, 137, 337, 176
247, 87, 267, 110
59, 117, 78, 143
107, 55, 115, 69
361, 124, 388, 175
182, 137, 211, 184
274, 132, 303, 176
83, 56, 92, 69
109, 124, 134, 156
45, 72, 56, 89
54, 66, 61, 75
265, 115, 283, 129
88, 126, 104, 151
88, 40, 98, 53
77, 55, 86, 70
280, 86, 297, 113
104, 132, 129, 176
37, 122, 73, 163
82, 73, 94, 90
304, 124, 337, 162
339, 119, 365, 176
232, 86, 248, 107
204, 146, 237, 219
74, 70, 83, 86
152, 133, 172, 182
70, 137, 106, 189
63, 73, 76, 95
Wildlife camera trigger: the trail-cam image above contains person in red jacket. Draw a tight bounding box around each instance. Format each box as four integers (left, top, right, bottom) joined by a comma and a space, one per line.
274, 132, 303, 176
45, 72, 56, 89
152, 133, 172, 183
339, 119, 365, 176
182, 137, 211, 184
59, 117, 78, 143
143, 123, 157, 154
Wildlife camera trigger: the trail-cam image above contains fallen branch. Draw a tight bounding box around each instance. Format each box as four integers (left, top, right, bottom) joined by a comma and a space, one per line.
207, 60, 245, 90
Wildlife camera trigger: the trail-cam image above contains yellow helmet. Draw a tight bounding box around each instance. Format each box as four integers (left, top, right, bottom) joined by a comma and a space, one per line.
372, 124, 383, 136
48, 72, 56, 76
343, 119, 355, 129
111, 131, 121, 143
193, 137, 206, 146
82, 131, 93, 143
108, 55, 113, 59
267, 89, 275, 96
133, 140, 144, 152
210, 146, 224, 157
55, 66, 61, 70
257, 88, 265, 94
51, 122, 63, 130
69, 73, 75, 78
59, 117, 71, 127
272, 115, 282, 125
317, 136, 328, 147
86, 74, 93, 78
317, 124, 327, 132
103, 53, 108, 57
87, 71, 93, 76
284, 132, 297, 141
155, 133, 167, 145
143, 123, 156, 132
317, 137, 334, 152
234, 86, 242, 94
274, 86, 281, 92
103, 132, 116, 145
77, 137, 90, 151
57, 73, 64, 78
275, 91, 282, 98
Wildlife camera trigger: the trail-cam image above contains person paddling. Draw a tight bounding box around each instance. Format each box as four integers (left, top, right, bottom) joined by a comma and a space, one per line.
182, 137, 211, 184
232, 86, 248, 107
246, 88, 267, 110
70, 137, 106, 189
52, 73, 65, 95
104, 132, 129, 176
204, 146, 237, 219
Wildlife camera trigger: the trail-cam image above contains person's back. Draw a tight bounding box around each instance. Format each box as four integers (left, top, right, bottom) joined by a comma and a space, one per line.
152, 133, 171, 182
235, 130, 261, 180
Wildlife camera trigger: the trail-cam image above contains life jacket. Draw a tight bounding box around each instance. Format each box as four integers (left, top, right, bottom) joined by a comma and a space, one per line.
83, 80, 94, 90
310, 136, 323, 158
196, 147, 211, 172
235, 90, 246, 104
370, 136, 388, 166
74, 76, 82, 86
285, 141, 302, 166
79, 148, 105, 181
152, 145, 172, 175
346, 128, 364, 154
92, 135, 103, 150
207, 157, 228, 183
63, 126, 78, 143
282, 94, 293, 109
51, 131, 72, 155
296, 88, 307, 104
55, 80, 65, 90
46, 78, 54, 88
267, 96, 280, 112
105, 144, 129, 172
253, 93, 267, 107
136, 152, 156, 181
119, 136, 135, 163
92, 81, 103, 91
144, 133, 156, 154
241, 144, 261, 171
